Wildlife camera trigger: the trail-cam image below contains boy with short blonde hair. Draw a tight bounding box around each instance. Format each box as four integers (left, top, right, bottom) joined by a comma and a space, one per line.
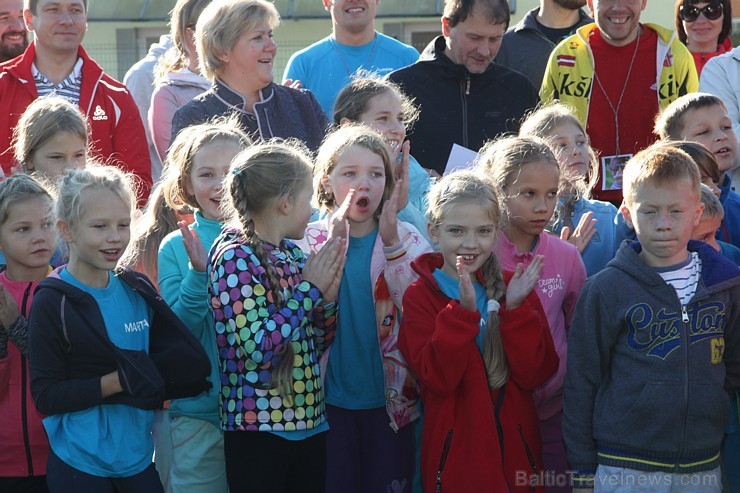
564, 142, 740, 493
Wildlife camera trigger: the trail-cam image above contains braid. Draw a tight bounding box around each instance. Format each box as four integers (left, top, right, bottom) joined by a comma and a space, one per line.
481, 253, 509, 389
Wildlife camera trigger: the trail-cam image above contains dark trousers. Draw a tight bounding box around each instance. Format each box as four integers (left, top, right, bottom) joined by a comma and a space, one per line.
46, 450, 163, 493
223, 430, 326, 493
0, 476, 48, 493
325, 405, 415, 493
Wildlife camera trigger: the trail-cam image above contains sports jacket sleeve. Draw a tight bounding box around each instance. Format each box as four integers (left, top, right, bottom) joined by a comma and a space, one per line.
562, 280, 613, 488
158, 233, 210, 338
700, 56, 740, 138
539, 49, 560, 104
28, 289, 107, 415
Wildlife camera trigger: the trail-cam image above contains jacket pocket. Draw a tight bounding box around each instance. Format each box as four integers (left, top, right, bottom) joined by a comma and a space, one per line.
686, 382, 728, 451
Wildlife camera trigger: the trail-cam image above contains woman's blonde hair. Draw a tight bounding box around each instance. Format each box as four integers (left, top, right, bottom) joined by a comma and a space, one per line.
195, 0, 280, 81
519, 103, 599, 199
222, 139, 313, 399
156, 0, 212, 78
427, 170, 509, 388
314, 124, 395, 214
13, 97, 88, 172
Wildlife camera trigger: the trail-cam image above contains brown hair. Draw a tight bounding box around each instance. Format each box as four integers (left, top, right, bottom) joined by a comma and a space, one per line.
622, 142, 701, 207
654, 92, 727, 140
666, 140, 721, 184
443, 0, 510, 29
519, 103, 599, 199
427, 170, 509, 388
674, 0, 732, 45
333, 75, 420, 130
314, 125, 395, 215
222, 140, 313, 399
478, 135, 561, 194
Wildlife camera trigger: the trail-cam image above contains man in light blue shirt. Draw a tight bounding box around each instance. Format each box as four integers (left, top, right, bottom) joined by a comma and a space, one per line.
283, 0, 419, 117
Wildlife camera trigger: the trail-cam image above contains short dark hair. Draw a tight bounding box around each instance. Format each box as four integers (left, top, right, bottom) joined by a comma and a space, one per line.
26, 0, 88, 15
443, 0, 510, 29
674, 0, 732, 45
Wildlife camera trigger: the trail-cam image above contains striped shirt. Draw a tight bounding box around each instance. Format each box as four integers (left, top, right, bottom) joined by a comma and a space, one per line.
656, 252, 702, 306
32, 57, 84, 104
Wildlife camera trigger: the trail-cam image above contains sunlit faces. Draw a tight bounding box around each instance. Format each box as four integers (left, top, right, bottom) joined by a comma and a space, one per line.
621, 180, 704, 267
442, 8, 505, 74
355, 91, 406, 149
324, 144, 387, 237
283, 176, 314, 241
428, 201, 497, 278
28, 131, 86, 180
218, 21, 276, 92
679, 105, 737, 173
0, 0, 28, 62
682, 2, 723, 51
186, 140, 242, 221
24, 0, 87, 55
60, 189, 131, 288
0, 196, 56, 281
322, 0, 379, 36
691, 214, 721, 251
587, 0, 647, 47
547, 122, 591, 180
502, 160, 560, 252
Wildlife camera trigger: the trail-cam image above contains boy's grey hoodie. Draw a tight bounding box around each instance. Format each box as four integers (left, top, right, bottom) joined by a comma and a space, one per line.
563, 240, 740, 488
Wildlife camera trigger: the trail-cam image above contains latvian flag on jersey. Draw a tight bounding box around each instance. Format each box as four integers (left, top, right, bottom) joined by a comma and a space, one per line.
557, 55, 576, 67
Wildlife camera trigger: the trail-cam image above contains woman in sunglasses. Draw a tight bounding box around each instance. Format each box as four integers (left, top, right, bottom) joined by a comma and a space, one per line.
675, 0, 733, 75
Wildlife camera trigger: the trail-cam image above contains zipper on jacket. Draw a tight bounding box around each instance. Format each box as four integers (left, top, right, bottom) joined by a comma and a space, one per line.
518, 424, 538, 493
460, 74, 470, 148
21, 283, 34, 476
676, 299, 690, 471
436, 429, 454, 493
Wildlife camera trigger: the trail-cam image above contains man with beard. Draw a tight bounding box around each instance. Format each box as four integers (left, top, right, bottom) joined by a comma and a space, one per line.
282, 0, 419, 117
541, 0, 697, 205
388, 0, 538, 176
496, 0, 592, 89
0, 0, 27, 63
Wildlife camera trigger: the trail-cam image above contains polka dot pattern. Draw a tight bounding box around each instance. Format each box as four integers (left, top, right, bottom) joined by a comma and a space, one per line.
208, 230, 337, 432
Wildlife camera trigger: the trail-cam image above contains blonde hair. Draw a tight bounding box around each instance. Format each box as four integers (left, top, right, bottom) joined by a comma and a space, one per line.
156, 0, 212, 78
195, 0, 280, 81
162, 116, 251, 211
222, 140, 313, 398
427, 170, 509, 388
55, 165, 137, 267
622, 142, 701, 207
0, 174, 54, 228
314, 125, 395, 214
699, 183, 724, 220
478, 135, 560, 195
13, 97, 88, 172
519, 103, 599, 198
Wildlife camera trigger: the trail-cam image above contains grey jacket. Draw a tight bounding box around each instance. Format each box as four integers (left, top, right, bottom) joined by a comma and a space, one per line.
563, 240, 740, 487
170, 79, 329, 152
496, 7, 592, 89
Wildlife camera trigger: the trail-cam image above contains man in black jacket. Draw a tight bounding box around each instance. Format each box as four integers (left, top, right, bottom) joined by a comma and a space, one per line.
388, 0, 538, 176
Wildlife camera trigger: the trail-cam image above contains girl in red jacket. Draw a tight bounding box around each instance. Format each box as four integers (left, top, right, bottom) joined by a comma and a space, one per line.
0, 174, 56, 493
399, 170, 559, 493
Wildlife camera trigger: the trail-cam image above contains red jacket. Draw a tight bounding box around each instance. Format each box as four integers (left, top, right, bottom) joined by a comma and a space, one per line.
399, 253, 559, 493
0, 270, 49, 478
0, 43, 151, 204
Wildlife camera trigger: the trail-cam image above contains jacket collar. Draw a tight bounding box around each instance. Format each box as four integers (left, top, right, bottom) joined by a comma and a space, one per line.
213, 78, 275, 113
6, 42, 101, 82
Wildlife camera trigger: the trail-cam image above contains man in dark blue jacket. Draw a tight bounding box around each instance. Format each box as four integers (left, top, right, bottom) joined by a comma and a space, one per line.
388, 0, 538, 176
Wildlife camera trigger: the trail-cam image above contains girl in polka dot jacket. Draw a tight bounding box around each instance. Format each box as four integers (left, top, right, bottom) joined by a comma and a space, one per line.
207, 142, 346, 493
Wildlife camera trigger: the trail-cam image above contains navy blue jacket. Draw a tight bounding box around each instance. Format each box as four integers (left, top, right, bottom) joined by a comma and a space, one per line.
28, 268, 211, 415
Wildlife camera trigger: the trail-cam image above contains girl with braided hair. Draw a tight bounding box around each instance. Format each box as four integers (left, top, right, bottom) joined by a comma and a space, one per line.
207, 140, 345, 493
399, 170, 558, 493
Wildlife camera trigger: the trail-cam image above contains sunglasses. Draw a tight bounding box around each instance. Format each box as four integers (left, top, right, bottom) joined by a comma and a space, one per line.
679, 2, 724, 22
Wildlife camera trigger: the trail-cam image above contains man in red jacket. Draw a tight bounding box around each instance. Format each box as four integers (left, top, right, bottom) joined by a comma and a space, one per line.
0, 0, 151, 204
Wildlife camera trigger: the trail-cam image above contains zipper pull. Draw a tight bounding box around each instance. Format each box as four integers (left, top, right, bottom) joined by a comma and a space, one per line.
465, 76, 470, 95
681, 305, 689, 323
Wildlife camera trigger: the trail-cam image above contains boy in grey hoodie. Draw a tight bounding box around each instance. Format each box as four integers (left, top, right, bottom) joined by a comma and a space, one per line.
563, 142, 740, 493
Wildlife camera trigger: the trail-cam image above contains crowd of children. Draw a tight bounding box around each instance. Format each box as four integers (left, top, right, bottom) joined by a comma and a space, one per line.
0, 9, 739, 493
